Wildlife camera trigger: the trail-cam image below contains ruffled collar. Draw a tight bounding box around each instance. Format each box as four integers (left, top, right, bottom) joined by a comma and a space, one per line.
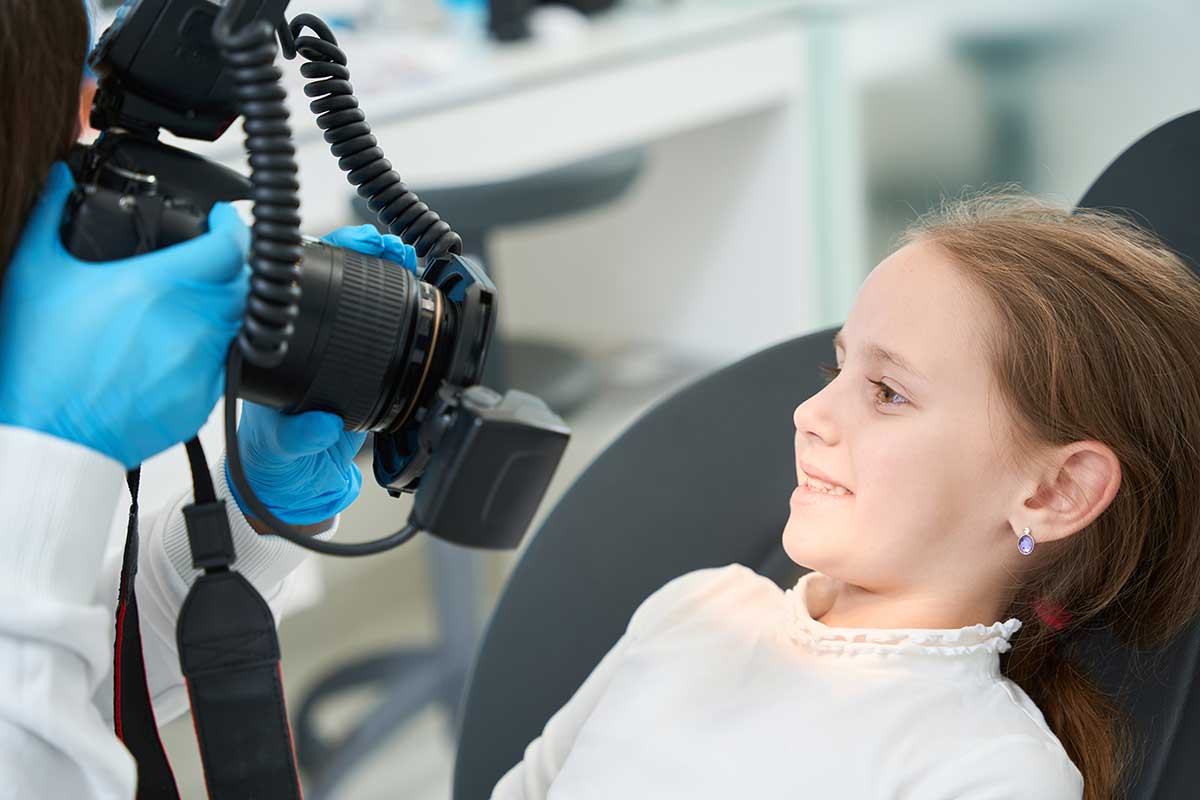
780, 571, 1023, 663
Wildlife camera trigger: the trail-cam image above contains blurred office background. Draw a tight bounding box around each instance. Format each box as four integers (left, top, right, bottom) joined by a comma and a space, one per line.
85, 0, 1200, 796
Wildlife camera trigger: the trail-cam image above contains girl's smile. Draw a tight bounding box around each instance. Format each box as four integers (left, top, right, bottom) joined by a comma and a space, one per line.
791, 481, 854, 505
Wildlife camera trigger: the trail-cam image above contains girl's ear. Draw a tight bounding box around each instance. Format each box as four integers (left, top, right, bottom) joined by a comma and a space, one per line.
1017, 440, 1121, 544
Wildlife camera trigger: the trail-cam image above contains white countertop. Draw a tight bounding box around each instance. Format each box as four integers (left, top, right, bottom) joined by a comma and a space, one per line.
148, 0, 859, 161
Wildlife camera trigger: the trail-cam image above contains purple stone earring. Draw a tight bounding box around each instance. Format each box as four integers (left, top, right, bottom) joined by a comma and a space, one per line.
1018, 526, 1035, 556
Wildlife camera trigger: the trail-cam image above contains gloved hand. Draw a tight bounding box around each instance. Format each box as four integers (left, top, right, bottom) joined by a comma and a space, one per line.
0, 162, 249, 468
225, 224, 418, 526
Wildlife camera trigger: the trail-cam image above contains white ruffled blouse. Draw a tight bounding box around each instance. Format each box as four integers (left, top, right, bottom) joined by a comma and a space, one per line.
492, 564, 1084, 800
783, 567, 1026, 660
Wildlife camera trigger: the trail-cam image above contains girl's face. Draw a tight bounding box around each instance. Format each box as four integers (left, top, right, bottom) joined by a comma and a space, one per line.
784, 240, 1027, 607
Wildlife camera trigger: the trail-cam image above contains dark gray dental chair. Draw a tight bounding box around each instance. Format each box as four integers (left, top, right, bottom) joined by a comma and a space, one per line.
450, 110, 1200, 799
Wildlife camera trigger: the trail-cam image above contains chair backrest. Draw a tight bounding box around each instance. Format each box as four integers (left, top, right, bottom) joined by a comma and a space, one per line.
452, 110, 1200, 799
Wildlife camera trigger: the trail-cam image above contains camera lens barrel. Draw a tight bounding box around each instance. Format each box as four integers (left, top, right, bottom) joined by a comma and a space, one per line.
238, 239, 457, 432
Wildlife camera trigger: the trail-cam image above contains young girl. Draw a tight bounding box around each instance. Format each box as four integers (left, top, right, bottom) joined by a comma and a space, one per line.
490, 193, 1200, 800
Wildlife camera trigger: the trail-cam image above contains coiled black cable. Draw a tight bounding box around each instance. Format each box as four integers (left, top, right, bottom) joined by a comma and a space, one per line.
279, 14, 463, 262
222, 345, 425, 556
213, 3, 303, 369
209, 4, 441, 556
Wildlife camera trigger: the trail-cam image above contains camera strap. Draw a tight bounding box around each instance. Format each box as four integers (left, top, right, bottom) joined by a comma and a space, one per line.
113, 437, 303, 799
114, 467, 181, 799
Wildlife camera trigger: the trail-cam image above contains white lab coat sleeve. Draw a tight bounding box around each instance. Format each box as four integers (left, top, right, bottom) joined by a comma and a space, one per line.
94, 448, 339, 726
0, 425, 138, 800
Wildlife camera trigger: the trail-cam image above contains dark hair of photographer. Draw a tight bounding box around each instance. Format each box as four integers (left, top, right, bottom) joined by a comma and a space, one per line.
0, 0, 89, 281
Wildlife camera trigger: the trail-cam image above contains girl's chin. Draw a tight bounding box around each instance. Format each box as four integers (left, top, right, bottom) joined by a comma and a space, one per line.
782, 523, 834, 564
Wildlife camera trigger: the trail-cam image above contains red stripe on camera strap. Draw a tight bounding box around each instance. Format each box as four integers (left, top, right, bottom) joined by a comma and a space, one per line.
114, 467, 182, 798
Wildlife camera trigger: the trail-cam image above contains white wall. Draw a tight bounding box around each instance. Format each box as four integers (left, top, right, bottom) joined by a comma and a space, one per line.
487, 104, 819, 365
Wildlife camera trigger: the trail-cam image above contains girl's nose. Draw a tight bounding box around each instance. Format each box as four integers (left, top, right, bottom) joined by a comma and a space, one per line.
794, 382, 839, 444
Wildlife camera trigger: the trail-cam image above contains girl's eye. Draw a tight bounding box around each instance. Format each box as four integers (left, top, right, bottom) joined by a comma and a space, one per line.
816, 363, 909, 408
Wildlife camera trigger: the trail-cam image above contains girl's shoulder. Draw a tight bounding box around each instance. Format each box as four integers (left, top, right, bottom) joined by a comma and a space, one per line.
626, 563, 782, 641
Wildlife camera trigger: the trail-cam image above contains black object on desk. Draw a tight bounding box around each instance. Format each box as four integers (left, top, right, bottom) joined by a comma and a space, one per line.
489, 0, 622, 42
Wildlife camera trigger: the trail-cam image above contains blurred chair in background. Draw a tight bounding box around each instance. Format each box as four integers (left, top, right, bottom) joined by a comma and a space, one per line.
955, 25, 1081, 189
293, 146, 645, 800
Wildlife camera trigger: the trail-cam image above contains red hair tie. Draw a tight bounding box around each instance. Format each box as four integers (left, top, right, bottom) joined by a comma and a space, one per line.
1033, 598, 1073, 631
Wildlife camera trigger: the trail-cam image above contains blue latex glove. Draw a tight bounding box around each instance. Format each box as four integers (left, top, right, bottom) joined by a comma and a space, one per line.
0, 162, 249, 468
225, 224, 418, 525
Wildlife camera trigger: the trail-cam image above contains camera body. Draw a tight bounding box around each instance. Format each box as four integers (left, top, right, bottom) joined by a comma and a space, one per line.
65, 0, 571, 548
62, 132, 247, 260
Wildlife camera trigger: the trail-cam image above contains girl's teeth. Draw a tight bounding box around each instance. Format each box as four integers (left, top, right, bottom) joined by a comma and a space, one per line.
805, 477, 850, 495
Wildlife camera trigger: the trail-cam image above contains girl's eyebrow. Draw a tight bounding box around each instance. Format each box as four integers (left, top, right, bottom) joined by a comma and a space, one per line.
833, 329, 929, 382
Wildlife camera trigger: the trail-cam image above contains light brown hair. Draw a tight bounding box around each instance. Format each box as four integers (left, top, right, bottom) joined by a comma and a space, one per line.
0, 0, 89, 279
903, 192, 1200, 799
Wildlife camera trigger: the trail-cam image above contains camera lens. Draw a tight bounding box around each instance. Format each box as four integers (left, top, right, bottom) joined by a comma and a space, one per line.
238, 239, 459, 432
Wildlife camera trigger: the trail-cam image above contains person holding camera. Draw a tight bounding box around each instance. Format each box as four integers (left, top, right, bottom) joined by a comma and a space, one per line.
0, 3, 416, 796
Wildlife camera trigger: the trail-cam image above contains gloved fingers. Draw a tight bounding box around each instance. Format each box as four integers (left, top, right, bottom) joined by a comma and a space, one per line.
210, 202, 252, 255
156, 202, 250, 285
321, 225, 418, 274
378, 233, 418, 273
214, 262, 251, 326
333, 429, 370, 464
270, 409, 347, 458
183, 263, 250, 327
22, 162, 78, 258
321, 224, 384, 256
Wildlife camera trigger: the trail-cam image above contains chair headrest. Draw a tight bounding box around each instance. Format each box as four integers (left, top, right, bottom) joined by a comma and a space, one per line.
1076, 108, 1200, 277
